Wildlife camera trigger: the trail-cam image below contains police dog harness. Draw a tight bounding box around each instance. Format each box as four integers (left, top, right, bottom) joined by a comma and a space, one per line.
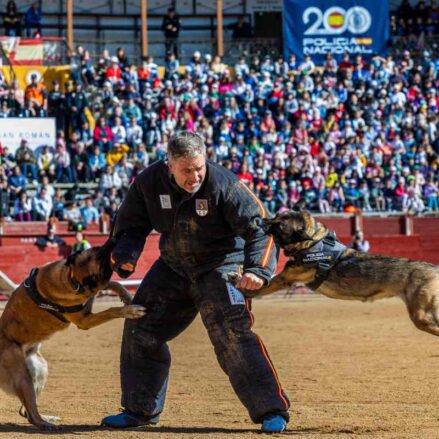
24, 268, 92, 323
287, 232, 346, 291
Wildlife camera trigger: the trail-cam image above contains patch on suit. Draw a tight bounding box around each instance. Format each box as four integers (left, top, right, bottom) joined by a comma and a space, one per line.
160, 194, 172, 209
226, 283, 245, 305
195, 199, 208, 216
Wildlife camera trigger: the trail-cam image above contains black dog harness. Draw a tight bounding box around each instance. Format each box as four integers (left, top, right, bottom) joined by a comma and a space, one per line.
24, 268, 91, 324
289, 232, 346, 291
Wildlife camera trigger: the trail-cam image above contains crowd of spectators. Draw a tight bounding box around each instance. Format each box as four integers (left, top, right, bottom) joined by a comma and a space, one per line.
1, 40, 439, 225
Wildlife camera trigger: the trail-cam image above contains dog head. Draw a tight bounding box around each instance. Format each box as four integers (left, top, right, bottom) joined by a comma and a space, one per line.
65, 238, 116, 297
261, 210, 325, 249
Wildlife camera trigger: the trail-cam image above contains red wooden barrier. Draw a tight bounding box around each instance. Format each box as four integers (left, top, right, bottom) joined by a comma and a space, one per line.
1, 216, 438, 286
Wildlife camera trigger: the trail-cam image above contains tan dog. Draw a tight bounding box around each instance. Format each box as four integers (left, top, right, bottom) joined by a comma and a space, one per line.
0, 239, 145, 430
236, 210, 439, 337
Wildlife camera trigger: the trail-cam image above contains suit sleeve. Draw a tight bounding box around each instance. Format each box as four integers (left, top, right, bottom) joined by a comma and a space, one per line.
223, 180, 279, 283
110, 178, 153, 271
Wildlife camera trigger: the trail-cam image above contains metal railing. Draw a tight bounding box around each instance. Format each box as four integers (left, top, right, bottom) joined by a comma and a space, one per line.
75, 37, 282, 65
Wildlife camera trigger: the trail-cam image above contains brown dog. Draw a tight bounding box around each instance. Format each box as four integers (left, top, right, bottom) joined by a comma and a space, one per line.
235, 210, 439, 337
0, 239, 145, 430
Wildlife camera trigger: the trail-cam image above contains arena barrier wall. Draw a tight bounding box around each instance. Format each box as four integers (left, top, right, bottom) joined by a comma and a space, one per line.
0, 215, 438, 287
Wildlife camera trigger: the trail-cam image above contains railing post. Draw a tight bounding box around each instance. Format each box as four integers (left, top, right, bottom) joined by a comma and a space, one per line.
404, 214, 413, 236
217, 0, 224, 57
353, 211, 363, 234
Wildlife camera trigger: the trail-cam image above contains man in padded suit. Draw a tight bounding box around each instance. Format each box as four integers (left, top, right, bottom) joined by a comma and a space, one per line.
101, 131, 290, 433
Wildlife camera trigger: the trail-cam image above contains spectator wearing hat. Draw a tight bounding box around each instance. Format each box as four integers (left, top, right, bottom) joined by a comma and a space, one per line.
161, 7, 181, 58
106, 57, 122, 83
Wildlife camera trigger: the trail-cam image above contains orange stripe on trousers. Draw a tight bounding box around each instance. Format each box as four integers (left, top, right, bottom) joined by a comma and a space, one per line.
256, 335, 289, 410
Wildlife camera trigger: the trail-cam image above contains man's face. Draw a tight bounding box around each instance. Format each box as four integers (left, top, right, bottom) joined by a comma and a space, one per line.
168, 154, 206, 194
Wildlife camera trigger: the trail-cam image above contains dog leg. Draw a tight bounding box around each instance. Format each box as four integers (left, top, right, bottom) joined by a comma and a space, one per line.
1, 343, 59, 430
24, 346, 61, 424
247, 273, 290, 297
105, 280, 132, 305
227, 272, 289, 297
405, 291, 439, 336
66, 305, 146, 330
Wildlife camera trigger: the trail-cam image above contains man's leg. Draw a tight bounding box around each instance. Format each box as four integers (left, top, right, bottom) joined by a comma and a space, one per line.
102, 259, 197, 427
193, 265, 290, 429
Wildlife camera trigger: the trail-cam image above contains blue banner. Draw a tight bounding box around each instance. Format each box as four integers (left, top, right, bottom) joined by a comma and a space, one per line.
283, 0, 389, 64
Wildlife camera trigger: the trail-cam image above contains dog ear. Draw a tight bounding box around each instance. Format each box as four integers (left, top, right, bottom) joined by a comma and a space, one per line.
292, 199, 307, 212
65, 252, 78, 267
301, 210, 316, 238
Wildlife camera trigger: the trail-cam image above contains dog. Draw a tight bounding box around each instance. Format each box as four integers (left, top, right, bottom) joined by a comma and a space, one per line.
232, 210, 439, 338
0, 239, 145, 430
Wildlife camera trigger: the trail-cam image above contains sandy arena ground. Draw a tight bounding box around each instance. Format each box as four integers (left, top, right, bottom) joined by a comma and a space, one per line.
1, 296, 439, 439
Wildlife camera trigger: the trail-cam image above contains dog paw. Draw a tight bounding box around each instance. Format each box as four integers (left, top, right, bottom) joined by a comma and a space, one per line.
119, 291, 133, 305
121, 305, 146, 319
42, 415, 61, 423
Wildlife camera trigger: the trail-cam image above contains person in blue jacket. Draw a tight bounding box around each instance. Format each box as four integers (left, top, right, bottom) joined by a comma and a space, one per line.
24, 0, 42, 37
102, 131, 290, 433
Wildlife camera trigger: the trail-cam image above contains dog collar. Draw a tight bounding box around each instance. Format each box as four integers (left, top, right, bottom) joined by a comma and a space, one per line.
24, 268, 92, 324
292, 232, 346, 291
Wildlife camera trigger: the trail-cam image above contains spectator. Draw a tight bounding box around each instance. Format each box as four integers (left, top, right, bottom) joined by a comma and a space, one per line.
64, 201, 84, 231
15, 139, 38, 183
349, 230, 370, 252
24, 0, 42, 37
36, 145, 55, 180
228, 16, 253, 39
99, 165, 122, 194
88, 145, 106, 181
32, 186, 53, 221
54, 143, 73, 183
161, 7, 181, 58
7, 166, 27, 201
93, 117, 113, 153
80, 196, 99, 226
24, 73, 47, 112
13, 191, 32, 221
71, 231, 91, 254
4, 1, 21, 36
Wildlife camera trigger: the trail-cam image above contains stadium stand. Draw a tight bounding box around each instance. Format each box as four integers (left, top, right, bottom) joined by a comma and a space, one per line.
0, 0, 437, 289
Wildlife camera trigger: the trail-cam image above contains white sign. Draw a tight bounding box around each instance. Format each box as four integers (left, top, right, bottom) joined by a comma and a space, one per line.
0, 118, 56, 154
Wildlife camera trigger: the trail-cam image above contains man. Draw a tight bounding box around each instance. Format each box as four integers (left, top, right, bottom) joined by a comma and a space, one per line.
102, 131, 290, 433
228, 15, 253, 39
161, 7, 181, 58
24, 73, 46, 114
24, 0, 42, 37
349, 230, 370, 253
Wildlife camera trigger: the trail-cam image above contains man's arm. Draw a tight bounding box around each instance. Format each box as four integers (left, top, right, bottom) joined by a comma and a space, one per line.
223, 180, 279, 287
111, 178, 153, 277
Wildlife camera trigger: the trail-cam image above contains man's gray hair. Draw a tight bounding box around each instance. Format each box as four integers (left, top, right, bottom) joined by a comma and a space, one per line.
167, 131, 206, 161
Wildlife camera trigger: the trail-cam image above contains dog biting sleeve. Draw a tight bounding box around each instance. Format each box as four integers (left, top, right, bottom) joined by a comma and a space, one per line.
223, 181, 279, 283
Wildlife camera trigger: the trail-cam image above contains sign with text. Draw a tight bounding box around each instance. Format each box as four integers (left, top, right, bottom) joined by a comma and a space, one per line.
283, 0, 389, 63
0, 118, 56, 153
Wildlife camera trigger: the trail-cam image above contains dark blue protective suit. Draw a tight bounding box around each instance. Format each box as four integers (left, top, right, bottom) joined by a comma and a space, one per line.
111, 159, 290, 423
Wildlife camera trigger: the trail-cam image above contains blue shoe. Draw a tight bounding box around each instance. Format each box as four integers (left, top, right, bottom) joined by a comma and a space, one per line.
101, 411, 160, 428
261, 414, 287, 433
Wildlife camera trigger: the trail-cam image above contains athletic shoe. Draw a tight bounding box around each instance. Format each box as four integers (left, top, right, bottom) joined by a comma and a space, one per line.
101, 410, 160, 428
261, 414, 287, 433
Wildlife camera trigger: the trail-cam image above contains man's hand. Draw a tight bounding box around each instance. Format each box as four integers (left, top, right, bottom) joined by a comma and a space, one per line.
110, 255, 136, 278
235, 272, 264, 291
